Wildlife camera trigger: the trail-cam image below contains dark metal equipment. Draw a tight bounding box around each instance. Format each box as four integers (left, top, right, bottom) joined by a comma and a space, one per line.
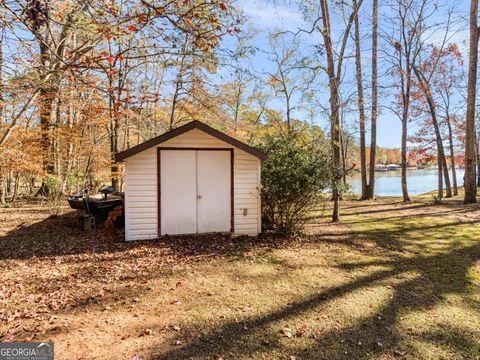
99, 185, 114, 200
67, 186, 124, 231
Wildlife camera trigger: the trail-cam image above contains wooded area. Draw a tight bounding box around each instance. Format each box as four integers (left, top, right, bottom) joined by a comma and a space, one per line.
1, 0, 479, 222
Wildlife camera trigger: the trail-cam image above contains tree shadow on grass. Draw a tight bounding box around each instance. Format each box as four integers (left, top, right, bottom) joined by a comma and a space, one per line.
418, 324, 480, 358
307, 217, 480, 253
149, 222, 480, 359
341, 207, 476, 227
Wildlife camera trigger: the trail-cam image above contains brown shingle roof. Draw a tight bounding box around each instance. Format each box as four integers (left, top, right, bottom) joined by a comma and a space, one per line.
115, 120, 266, 162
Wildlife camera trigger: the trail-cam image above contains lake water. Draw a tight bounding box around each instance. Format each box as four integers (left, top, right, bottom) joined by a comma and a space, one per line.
347, 169, 465, 196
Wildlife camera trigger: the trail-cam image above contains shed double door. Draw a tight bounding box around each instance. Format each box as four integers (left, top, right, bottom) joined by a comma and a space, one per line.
160, 149, 232, 235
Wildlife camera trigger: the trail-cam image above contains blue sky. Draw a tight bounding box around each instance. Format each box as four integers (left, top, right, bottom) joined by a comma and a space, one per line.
235, 0, 471, 148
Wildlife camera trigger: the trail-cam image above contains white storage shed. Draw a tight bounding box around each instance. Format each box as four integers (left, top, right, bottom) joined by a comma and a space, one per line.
115, 121, 265, 241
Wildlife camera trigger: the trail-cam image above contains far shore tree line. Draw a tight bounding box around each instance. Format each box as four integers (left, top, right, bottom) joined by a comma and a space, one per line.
1, 0, 480, 233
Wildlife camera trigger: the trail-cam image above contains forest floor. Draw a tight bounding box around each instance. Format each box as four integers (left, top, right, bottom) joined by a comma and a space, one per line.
1, 193, 480, 360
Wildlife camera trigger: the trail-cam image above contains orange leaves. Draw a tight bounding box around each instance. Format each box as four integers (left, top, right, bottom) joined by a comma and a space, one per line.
219, 3, 227, 11
107, 56, 114, 64
127, 25, 138, 32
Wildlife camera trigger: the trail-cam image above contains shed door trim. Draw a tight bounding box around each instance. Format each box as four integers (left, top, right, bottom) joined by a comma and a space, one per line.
157, 147, 234, 236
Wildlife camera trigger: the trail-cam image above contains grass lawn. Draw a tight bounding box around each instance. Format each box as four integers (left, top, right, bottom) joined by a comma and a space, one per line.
1, 195, 479, 359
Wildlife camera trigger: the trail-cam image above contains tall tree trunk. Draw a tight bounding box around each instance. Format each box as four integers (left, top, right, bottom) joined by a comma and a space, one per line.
354, 11, 368, 199
398, 44, 411, 202
340, 132, 348, 186
446, 118, 458, 195
437, 154, 443, 200
7, 170, 12, 198
320, 0, 342, 222
38, 42, 56, 176
464, 0, 479, 203
11, 172, 20, 202
0, 166, 5, 205
367, 0, 378, 199
401, 106, 410, 201
110, 112, 120, 192
62, 101, 75, 194
39, 87, 56, 175
169, 80, 181, 130
0, 30, 4, 205
53, 92, 62, 176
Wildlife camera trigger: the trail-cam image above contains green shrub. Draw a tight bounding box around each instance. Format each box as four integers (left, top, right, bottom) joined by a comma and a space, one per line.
41, 175, 62, 198
259, 135, 332, 236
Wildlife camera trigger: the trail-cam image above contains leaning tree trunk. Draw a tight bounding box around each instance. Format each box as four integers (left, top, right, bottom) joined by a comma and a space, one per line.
354, 11, 368, 200
367, 0, 378, 200
464, 0, 479, 203
414, 69, 453, 198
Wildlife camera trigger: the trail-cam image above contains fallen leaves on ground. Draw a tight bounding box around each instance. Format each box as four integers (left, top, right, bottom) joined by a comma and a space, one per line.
0, 200, 274, 341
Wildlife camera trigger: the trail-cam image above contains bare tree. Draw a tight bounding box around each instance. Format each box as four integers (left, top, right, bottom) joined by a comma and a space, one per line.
318, 0, 363, 221
265, 33, 307, 134
435, 46, 465, 196
367, 0, 379, 199
222, 69, 250, 135
384, 0, 431, 202
353, 0, 368, 199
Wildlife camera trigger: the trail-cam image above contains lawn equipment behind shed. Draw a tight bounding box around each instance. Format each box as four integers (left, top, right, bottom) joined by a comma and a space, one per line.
67, 186, 124, 233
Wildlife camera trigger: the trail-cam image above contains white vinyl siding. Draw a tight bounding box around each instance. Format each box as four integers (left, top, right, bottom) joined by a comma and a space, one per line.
124, 128, 261, 240
124, 147, 157, 241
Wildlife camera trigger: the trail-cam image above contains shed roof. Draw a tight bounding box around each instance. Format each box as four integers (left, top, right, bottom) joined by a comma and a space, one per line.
115, 120, 266, 162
